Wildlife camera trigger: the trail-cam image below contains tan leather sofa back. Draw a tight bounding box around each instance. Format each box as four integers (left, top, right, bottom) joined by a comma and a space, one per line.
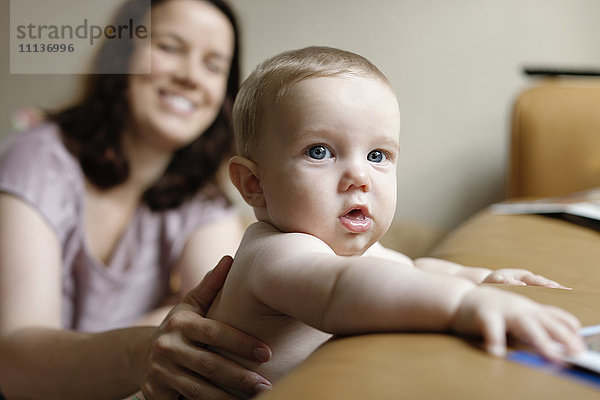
508, 79, 600, 199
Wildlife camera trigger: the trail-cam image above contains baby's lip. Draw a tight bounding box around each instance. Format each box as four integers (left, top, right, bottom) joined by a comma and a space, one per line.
339, 206, 372, 233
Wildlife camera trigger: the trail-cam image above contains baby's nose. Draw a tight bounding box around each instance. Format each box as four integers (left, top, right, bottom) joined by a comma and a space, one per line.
339, 161, 371, 192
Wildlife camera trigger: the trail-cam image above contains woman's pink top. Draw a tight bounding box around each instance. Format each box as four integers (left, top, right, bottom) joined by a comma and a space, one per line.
0, 124, 234, 332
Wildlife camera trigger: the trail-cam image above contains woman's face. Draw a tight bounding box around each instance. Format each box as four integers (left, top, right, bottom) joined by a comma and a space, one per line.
127, 0, 234, 152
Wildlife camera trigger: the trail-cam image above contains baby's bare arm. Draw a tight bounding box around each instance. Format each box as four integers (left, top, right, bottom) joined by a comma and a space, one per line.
363, 245, 494, 283
367, 244, 566, 288
362, 243, 494, 282
246, 223, 475, 333
413, 257, 492, 283
244, 223, 584, 359
414, 257, 569, 288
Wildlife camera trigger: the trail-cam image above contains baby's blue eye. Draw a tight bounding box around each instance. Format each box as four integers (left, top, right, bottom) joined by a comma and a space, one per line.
367, 150, 385, 163
307, 145, 332, 160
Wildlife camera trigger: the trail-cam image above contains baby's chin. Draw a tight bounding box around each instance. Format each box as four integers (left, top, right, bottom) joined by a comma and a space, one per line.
326, 234, 380, 257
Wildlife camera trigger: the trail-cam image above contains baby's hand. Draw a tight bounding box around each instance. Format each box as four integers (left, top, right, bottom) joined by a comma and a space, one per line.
451, 286, 585, 361
482, 268, 570, 289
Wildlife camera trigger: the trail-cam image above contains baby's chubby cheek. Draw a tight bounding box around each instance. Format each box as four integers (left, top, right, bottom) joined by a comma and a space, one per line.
382, 192, 397, 220
262, 189, 315, 232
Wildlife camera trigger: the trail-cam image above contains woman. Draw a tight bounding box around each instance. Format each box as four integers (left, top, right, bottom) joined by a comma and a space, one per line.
0, 0, 272, 398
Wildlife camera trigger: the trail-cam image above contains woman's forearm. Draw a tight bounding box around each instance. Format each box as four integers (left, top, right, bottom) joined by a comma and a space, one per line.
0, 326, 155, 400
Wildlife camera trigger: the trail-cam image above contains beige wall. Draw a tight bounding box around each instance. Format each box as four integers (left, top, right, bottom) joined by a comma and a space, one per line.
1, 0, 126, 128
2, 0, 600, 251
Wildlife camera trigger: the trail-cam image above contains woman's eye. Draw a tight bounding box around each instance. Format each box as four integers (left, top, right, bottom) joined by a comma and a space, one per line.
206, 61, 226, 75
367, 150, 386, 163
157, 42, 179, 53
206, 62, 221, 73
205, 56, 228, 75
307, 145, 332, 160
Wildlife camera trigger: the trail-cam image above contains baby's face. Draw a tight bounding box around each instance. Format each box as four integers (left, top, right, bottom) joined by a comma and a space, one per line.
255, 74, 400, 256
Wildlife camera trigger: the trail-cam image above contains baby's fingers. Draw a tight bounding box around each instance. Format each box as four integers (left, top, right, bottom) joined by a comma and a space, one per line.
483, 272, 524, 285
481, 313, 508, 358
545, 307, 585, 354
521, 274, 570, 290
510, 317, 566, 362
547, 306, 582, 333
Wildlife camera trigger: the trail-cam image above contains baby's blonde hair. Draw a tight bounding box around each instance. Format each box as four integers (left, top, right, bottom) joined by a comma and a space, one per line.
232, 46, 391, 158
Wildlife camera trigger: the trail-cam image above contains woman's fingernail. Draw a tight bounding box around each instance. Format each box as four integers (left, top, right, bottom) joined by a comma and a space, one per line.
255, 382, 272, 393
254, 347, 271, 362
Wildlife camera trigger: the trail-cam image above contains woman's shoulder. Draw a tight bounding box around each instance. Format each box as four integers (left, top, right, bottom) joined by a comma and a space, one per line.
0, 122, 79, 173
0, 122, 84, 237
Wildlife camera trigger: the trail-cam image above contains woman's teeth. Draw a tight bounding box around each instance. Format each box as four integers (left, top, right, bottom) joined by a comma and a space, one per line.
164, 93, 194, 113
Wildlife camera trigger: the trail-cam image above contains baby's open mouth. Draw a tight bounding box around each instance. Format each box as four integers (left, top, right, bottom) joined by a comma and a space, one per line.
339, 208, 372, 233
347, 209, 366, 219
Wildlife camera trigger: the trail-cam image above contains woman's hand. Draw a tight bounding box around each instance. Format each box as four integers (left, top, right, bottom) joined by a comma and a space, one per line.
139, 256, 272, 400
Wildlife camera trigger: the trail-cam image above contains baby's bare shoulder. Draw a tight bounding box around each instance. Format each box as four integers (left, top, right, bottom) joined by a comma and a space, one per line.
364, 241, 414, 265
241, 222, 335, 261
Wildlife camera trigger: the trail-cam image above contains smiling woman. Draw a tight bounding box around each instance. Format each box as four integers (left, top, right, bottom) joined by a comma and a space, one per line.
128, 0, 235, 152
0, 0, 274, 399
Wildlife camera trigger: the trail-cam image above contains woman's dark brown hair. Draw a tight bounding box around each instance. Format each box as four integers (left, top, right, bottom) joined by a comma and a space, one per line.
48, 0, 241, 210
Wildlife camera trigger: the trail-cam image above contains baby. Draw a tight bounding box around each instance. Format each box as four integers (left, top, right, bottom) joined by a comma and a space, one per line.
207, 46, 583, 386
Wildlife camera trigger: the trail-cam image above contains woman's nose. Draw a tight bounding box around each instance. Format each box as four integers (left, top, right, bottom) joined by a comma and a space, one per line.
175, 55, 203, 89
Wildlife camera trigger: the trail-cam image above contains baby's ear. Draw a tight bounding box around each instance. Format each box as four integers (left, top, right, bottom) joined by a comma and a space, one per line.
229, 156, 266, 208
